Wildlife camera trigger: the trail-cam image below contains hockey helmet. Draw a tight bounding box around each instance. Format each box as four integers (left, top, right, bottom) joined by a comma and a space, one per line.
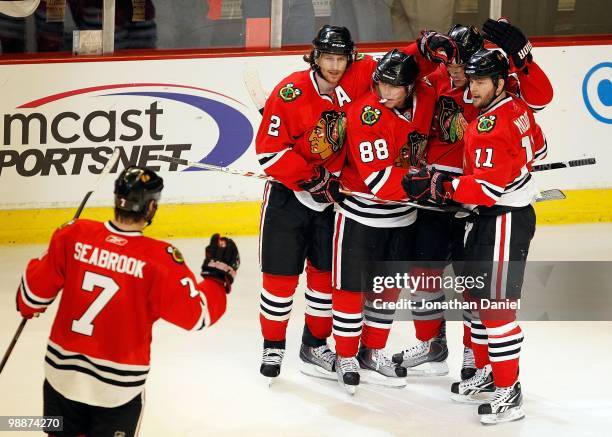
465, 49, 509, 79
373, 49, 419, 87
448, 24, 484, 64
114, 166, 164, 214
312, 25, 355, 57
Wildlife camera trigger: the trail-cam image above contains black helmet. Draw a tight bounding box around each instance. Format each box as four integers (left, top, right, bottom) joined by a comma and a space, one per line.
465, 49, 509, 79
448, 24, 484, 64
373, 49, 419, 87
313, 25, 354, 56
114, 166, 164, 214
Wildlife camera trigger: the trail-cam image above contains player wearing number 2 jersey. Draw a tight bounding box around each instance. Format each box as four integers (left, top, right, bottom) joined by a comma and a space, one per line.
16, 166, 239, 437
255, 25, 438, 382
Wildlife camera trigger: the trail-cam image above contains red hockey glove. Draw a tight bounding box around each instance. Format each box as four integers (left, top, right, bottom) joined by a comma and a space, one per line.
298, 167, 346, 204
15, 291, 44, 319
201, 234, 240, 293
417, 30, 459, 64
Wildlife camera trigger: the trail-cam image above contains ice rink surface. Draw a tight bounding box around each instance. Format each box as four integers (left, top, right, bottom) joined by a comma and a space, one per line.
1, 224, 611, 436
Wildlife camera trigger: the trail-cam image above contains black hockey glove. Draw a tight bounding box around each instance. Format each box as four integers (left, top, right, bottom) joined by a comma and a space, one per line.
482, 18, 533, 70
201, 234, 240, 293
401, 167, 454, 204
417, 30, 459, 64
298, 167, 346, 204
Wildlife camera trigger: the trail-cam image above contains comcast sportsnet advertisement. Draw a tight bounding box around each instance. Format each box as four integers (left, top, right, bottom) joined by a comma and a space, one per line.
1, 47, 610, 208
0, 56, 304, 209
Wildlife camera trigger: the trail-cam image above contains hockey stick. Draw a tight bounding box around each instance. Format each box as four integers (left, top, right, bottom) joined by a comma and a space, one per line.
156, 155, 273, 181
339, 188, 474, 214
344, 187, 565, 208
243, 64, 267, 115
532, 158, 596, 172
156, 155, 567, 208
536, 188, 565, 201
0, 148, 121, 376
156, 155, 475, 213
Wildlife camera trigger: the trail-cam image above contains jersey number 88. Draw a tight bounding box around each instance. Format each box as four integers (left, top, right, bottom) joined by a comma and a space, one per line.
359, 139, 389, 163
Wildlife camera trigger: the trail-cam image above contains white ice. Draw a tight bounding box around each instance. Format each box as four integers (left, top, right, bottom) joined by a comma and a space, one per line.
1, 224, 611, 437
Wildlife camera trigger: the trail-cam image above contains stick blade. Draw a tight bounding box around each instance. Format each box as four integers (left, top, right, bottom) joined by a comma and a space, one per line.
537, 189, 566, 202
243, 64, 267, 113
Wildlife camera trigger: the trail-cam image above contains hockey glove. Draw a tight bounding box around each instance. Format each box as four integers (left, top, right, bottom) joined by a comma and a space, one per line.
482, 18, 533, 70
401, 167, 454, 204
201, 234, 240, 293
417, 30, 459, 64
298, 167, 346, 203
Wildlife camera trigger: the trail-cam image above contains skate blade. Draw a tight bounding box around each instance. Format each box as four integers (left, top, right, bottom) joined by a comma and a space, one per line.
450, 392, 493, 404
299, 361, 337, 381
404, 361, 449, 377
337, 379, 357, 395
359, 369, 407, 388
480, 407, 525, 425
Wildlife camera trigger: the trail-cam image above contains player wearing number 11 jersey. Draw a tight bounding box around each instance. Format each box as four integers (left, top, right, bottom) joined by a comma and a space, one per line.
403, 49, 546, 424
16, 166, 239, 437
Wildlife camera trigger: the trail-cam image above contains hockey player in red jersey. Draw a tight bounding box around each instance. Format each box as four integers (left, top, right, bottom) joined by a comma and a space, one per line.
332, 49, 436, 393
403, 49, 545, 424
392, 20, 553, 381
16, 166, 239, 436
255, 24, 448, 381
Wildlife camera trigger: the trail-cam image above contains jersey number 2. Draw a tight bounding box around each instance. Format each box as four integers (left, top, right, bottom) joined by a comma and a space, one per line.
267, 115, 281, 137
72, 271, 119, 336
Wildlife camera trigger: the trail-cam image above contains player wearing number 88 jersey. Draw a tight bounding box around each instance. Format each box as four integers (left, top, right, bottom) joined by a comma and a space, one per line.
16, 166, 238, 436
331, 50, 436, 393
254, 25, 436, 382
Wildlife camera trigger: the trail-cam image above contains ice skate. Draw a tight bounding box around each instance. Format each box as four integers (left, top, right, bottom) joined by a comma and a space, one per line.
450, 364, 495, 404
336, 356, 360, 395
392, 334, 449, 377
479, 381, 525, 425
299, 343, 336, 381
358, 347, 407, 388
461, 346, 477, 380
260, 347, 285, 386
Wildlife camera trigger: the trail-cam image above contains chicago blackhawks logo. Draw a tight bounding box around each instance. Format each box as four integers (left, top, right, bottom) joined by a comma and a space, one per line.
409, 131, 428, 167
436, 96, 468, 142
394, 144, 411, 168
166, 245, 185, 264
355, 53, 365, 61
394, 131, 428, 168
361, 105, 381, 126
278, 83, 302, 102
308, 110, 347, 160
477, 115, 497, 133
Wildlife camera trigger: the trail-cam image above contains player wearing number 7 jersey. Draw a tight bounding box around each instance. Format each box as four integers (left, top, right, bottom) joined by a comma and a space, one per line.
15, 166, 239, 437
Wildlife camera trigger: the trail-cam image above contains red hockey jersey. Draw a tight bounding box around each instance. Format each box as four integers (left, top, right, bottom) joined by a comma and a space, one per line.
255, 45, 434, 211
451, 94, 547, 207
338, 86, 434, 227
424, 61, 553, 174
16, 219, 227, 407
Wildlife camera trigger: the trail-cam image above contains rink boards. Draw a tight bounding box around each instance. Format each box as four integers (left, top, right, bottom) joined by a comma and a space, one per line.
0, 42, 610, 243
